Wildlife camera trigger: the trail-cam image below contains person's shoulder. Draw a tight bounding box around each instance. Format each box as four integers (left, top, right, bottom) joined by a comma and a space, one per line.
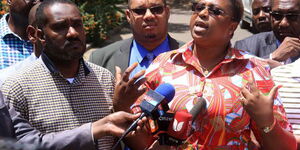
232, 48, 269, 67
151, 43, 189, 68
85, 61, 114, 79
236, 31, 274, 44
168, 35, 185, 49
271, 59, 299, 75
90, 39, 132, 57
89, 38, 132, 65
2, 60, 42, 89
156, 49, 178, 61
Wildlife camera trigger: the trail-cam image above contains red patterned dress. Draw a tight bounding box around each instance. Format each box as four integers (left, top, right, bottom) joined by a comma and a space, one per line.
132, 41, 292, 150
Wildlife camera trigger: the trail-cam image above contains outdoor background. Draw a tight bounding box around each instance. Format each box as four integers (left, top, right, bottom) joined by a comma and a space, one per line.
0, 0, 253, 59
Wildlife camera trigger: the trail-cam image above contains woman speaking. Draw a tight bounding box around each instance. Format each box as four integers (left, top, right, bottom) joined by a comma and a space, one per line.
132, 0, 297, 149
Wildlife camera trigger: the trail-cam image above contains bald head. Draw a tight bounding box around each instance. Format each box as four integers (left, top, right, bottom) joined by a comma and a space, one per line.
28, 3, 41, 26
271, 0, 300, 8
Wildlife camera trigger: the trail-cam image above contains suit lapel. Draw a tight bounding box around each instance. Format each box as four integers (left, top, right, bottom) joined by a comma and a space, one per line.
262, 32, 278, 57
114, 35, 180, 73
114, 38, 133, 73
168, 35, 180, 50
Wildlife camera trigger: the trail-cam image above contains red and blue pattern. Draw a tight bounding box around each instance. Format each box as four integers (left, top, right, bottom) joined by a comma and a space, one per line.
134, 41, 292, 150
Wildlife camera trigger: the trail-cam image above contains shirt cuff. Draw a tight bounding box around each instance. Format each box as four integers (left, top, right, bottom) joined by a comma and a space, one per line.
269, 53, 273, 60
90, 123, 95, 142
270, 53, 285, 65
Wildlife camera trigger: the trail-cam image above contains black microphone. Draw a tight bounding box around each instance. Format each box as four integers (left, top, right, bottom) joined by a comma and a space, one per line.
158, 96, 207, 146
112, 83, 175, 150
190, 96, 207, 123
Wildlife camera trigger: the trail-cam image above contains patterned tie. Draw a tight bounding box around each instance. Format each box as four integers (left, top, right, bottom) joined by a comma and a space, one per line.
146, 52, 154, 67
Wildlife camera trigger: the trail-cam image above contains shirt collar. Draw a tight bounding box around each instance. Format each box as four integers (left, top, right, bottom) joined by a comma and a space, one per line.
0, 14, 23, 40
41, 53, 90, 76
171, 40, 252, 69
132, 37, 170, 63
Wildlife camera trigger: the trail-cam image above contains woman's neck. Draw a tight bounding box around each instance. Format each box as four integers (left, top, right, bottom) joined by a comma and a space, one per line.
193, 42, 229, 71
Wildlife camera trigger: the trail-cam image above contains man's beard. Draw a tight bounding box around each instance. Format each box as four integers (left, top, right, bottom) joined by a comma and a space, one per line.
145, 34, 157, 39
44, 39, 85, 61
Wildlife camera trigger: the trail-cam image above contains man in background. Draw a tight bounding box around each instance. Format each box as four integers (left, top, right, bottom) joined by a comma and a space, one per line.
2, 0, 144, 149
0, 3, 42, 85
0, 0, 41, 69
235, 0, 300, 65
252, 0, 272, 33
89, 0, 182, 77
271, 58, 300, 149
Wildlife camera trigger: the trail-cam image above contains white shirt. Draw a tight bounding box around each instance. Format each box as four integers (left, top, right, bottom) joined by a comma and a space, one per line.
271, 58, 300, 136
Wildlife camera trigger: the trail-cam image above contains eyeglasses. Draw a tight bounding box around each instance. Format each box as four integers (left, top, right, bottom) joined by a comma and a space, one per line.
270, 12, 300, 21
192, 2, 226, 16
130, 5, 165, 16
252, 7, 271, 15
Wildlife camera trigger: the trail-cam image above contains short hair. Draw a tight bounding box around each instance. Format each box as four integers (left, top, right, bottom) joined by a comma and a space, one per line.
127, 0, 167, 8
36, 0, 77, 29
228, 0, 244, 23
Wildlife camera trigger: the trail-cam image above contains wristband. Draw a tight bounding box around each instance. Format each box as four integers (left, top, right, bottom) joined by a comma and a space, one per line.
261, 119, 277, 134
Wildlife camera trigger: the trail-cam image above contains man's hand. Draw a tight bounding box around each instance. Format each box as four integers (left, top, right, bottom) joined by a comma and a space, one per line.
113, 63, 147, 112
92, 111, 146, 139
240, 82, 281, 128
271, 37, 300, 62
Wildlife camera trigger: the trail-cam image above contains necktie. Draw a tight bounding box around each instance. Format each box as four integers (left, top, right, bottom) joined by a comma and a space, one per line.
146, 52, 154, 67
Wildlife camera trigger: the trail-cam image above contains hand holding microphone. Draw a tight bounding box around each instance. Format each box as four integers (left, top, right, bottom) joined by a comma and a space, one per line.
112, 83, 176, 150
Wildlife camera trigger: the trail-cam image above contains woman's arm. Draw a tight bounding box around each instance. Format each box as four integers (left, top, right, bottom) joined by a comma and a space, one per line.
241, 83, 297, 150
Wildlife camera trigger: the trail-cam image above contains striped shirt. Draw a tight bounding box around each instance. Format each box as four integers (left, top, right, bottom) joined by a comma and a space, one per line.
271, 58, 300, 136
2, 53, 115, 149
0, 14, 33, 70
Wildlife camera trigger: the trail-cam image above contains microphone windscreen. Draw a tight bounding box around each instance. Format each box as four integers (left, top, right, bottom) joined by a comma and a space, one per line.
190, 97, 207, 122
167, 111, 192, 140
154, 83, 175, 103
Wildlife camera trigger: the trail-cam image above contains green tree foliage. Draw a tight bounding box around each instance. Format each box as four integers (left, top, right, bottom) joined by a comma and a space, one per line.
0, 0, 126, 46
73, 0, 126, 46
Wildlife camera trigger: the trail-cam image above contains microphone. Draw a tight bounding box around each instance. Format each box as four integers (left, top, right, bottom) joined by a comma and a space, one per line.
190, 96, 207, 123
112, 83, 175, 150
148, 110, 174, 135
158, 96, 207, 146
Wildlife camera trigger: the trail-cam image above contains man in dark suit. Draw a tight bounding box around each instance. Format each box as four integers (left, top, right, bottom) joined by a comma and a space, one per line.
234, 0, 300, 64
89, 0, 182, 76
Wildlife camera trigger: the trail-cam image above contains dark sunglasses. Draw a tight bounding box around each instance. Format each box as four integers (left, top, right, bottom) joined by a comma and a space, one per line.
130, 5, 165, 16
271, 12, 300, 21
192, 2, 226, 16
252, 7, 271, 15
